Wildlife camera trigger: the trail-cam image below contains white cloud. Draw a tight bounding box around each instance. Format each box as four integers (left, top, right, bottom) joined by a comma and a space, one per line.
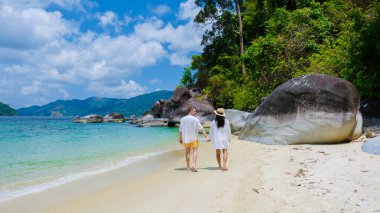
0, 0, 204, 107
20, 81, 43, 95
178, 0, 200, 20
98, 11, 122, 32
124, 15, 133, 25
0, 79, 7, 94
0, 0, 95, 12
88, 80, 146, 98
133, 18, 203, 66
99, 11, 117, 26
149, 4, 171, 16
0, 5, 76, 49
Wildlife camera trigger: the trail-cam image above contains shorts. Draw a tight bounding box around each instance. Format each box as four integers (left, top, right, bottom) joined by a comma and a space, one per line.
183, 140, 199, 148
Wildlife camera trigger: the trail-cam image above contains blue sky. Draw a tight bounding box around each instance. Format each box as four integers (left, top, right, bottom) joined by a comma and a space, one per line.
0, 0, 204, 108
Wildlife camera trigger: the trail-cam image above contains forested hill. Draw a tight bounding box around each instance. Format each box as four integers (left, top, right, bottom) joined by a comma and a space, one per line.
17, 90, 173, 116
181, 0, 379, 111
0, 102, 18, 116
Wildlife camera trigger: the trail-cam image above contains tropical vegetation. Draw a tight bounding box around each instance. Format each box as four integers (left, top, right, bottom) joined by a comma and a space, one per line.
0, 102, 18, 116
181, 0, 380, 111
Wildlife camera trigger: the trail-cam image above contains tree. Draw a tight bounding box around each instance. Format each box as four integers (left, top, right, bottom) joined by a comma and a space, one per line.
195, 0, 246, 76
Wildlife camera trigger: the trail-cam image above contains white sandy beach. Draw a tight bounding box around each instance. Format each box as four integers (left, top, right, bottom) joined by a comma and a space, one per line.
1, 136, 380, 213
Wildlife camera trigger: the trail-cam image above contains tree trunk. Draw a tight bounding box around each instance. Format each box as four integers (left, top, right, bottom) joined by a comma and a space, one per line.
234, 0, 246, 76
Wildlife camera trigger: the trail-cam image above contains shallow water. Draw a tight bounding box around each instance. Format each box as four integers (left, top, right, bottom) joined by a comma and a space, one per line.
0, 117, 179, 202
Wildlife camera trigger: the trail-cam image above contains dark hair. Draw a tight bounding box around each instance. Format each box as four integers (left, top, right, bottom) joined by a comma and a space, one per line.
216, 115, 225, 128
187, 106, 196, 113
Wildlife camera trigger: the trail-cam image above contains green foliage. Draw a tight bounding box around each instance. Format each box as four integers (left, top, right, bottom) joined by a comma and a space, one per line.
180, 68, 196, 87
181, 0, 380, 111
344, 1, 380, 97
0, 102, 18, 116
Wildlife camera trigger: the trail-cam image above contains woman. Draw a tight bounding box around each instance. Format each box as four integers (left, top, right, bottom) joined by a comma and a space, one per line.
209, 108, 231, 171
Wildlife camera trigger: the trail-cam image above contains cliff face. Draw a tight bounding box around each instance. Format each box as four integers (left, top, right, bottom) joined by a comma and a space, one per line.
0, 102, 18, 116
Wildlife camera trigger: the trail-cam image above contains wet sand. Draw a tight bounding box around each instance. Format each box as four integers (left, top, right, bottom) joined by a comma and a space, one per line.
1, 136, 380, 212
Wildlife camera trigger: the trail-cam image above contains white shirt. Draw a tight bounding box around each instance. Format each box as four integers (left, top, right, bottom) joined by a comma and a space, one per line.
209, 119, 231, 149
179, 115, 203, 143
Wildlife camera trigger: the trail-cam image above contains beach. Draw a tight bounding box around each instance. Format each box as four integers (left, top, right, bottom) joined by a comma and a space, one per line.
1, 136, 380, 213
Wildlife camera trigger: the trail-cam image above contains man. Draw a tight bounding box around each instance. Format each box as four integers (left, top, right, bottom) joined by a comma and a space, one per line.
179, 106, 208, 172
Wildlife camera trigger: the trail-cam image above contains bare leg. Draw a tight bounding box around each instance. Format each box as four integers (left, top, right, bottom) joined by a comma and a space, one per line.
185, 147, 191, 171
192, 147, 198, 172
216, 149, 221, 169
222, 149, 228, 170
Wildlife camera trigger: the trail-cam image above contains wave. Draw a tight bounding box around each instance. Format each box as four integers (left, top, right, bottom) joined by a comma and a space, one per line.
0, 146, 182, 204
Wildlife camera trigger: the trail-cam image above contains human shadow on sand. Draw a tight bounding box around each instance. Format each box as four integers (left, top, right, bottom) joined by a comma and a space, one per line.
174, 167, 220, 171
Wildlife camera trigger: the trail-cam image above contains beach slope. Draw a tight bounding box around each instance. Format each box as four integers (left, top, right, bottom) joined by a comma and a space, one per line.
1, 137, 380, 213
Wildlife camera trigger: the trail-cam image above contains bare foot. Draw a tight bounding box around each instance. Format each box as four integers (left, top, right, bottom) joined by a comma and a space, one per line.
191, 167, 198, 172
187, 168, 191, 172
221, 167, 228, 171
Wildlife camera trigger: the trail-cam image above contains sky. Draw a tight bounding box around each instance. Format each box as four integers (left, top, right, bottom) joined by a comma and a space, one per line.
0, 0, 205, 108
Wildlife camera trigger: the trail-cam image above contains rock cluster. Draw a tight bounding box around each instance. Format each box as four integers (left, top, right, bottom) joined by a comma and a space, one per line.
73, 112, 126, 123
143, 87, 214, 126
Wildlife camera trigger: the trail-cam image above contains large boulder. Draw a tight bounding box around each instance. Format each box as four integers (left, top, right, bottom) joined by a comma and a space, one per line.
171, 87, 192, 104
103, 112, 125, 123
143, 87, 215, 126
174, 98, 214, 117
239, 74, 362, 145
225, 109, 251, 134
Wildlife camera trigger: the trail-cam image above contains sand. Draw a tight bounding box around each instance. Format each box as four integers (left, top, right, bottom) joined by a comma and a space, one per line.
1, 136, 380, 213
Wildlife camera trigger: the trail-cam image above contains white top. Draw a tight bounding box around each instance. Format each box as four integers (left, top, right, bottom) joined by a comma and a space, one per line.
179, 115, 203, 143
209, 119, 231, 149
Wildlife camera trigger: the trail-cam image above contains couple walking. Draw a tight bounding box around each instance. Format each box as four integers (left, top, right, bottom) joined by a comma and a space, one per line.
179, 106, 231, 172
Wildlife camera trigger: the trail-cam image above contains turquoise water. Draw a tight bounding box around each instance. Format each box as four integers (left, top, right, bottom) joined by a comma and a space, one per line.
0, 117, 179, 202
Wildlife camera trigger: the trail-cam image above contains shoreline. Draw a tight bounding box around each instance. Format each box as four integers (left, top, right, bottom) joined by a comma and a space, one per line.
0, 146, 183, 204
1, 137, 380, 212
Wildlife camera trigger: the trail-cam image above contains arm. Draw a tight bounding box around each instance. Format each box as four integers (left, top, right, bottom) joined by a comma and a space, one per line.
200, 128, 208, 139
196, 120, 208, 140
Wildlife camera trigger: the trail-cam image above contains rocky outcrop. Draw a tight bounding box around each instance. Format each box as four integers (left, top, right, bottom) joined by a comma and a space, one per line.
239, 74, 362, 145
225, 109, 251, 134
144, 87, 215, 126
103, 112, 125, 123
72, 114, 103, 123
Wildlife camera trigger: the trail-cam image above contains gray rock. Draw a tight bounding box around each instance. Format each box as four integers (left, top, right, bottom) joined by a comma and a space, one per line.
239, 74, 362, 145
72, 114, 103, 123
143, 87, 215, 127
225, 109, 251, 134
137, 119, 168, 127
362, 136, 380, 155
103, 112, 125, 123
174, 98, 214, 118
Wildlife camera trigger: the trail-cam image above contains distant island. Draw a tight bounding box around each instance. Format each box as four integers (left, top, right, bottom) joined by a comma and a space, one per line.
17, 90, 173, 117
0, 102, 18, 116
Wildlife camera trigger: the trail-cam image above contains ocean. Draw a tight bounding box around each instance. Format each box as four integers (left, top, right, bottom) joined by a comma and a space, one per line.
0, 117, 180, 203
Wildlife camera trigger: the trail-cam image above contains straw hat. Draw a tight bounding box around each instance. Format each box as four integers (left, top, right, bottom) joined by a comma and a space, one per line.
214, 108, 225, 117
